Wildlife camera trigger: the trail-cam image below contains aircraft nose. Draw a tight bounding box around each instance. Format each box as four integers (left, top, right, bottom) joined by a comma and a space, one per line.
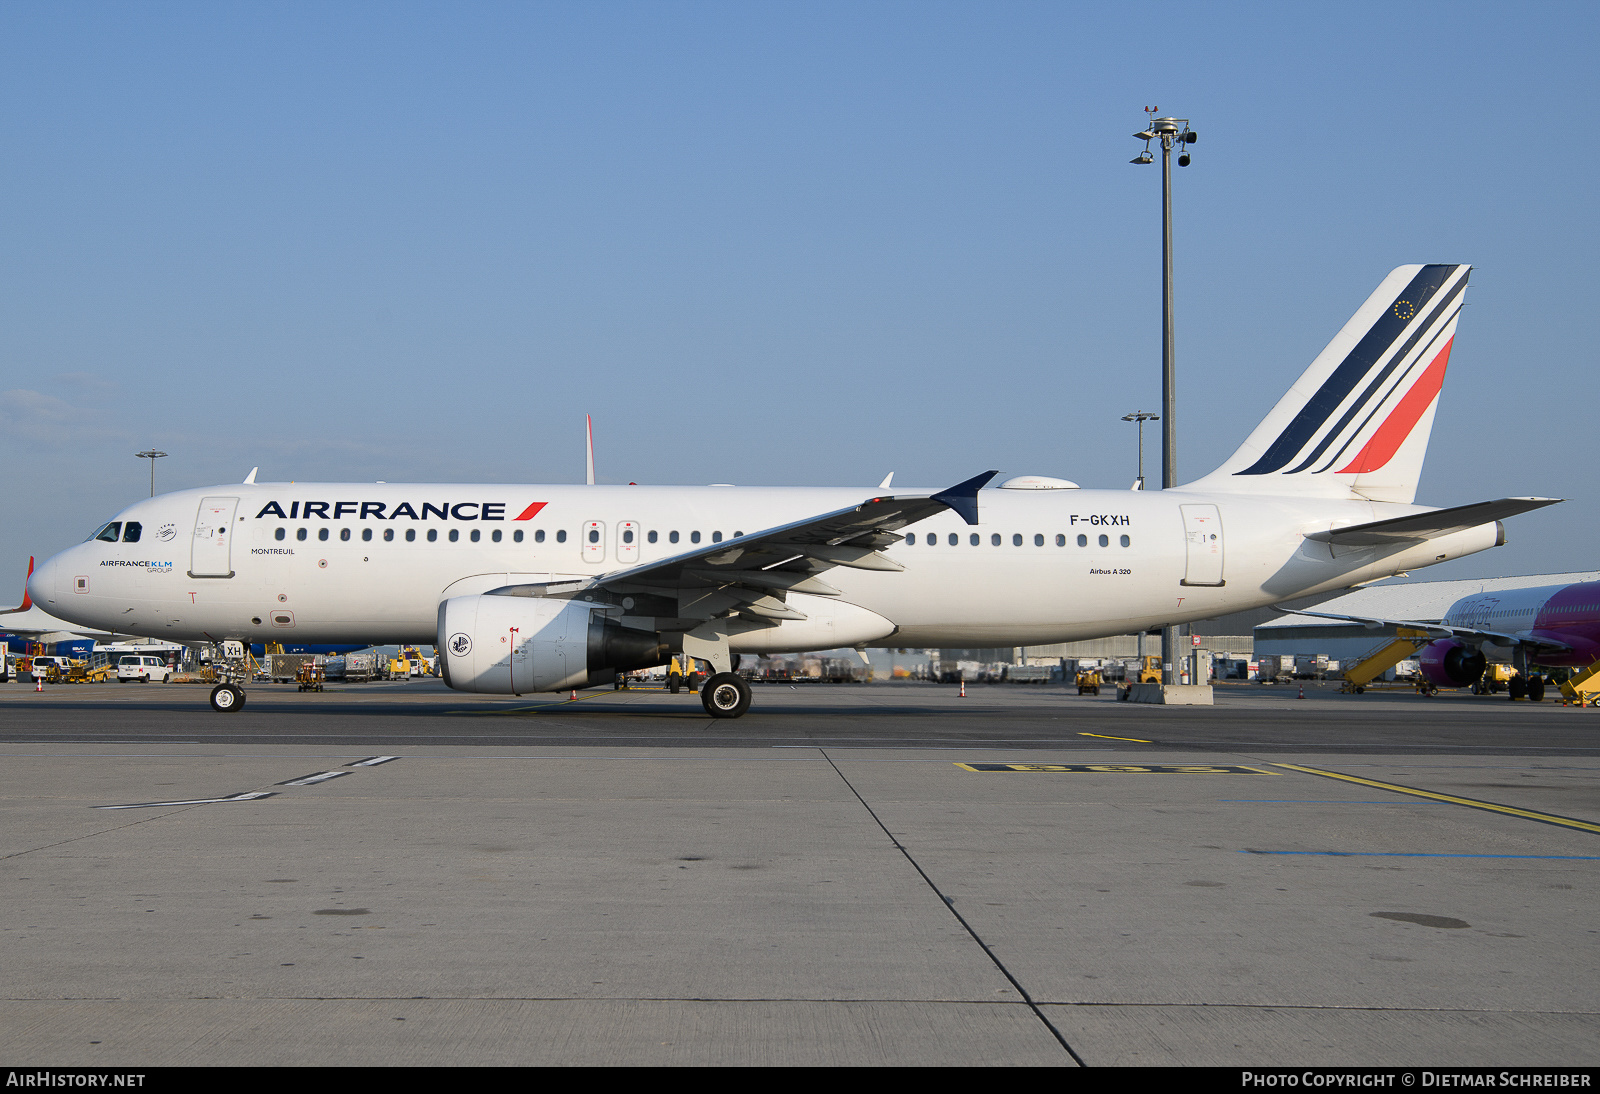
27, 552, 60, 607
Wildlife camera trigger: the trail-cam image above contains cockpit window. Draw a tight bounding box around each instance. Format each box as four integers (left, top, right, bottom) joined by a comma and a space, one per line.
93, 522, 122, 542
122, 522, 142, 543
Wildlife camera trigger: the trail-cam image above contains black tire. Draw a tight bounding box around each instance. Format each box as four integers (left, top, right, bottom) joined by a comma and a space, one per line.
1528, 675, 1546, 702
209, 684, 245, 713
701, 672, 751, 718
669, 676, 681, 694
1509, 675, 1527, 700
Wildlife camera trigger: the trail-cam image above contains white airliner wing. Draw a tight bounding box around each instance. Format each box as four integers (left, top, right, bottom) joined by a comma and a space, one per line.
1276, 607, 1573, 656
1306, 498, 1562, 548
491, 471, 998, 622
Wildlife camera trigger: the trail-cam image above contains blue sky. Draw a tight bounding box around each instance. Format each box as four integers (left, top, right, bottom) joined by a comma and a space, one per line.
2, 0, 1595, 589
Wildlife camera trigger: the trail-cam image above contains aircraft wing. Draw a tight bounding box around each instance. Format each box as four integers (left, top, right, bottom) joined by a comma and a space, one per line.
1305, 498, 1561, 548
1277, 607, 1574, 656
489, 471, 998, 621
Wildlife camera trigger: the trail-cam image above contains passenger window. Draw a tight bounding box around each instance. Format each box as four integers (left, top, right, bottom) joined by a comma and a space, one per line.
491, 529, 501, 543
1098, 534, 1109, 547
1034, 534, 1043, 546
297, 528, 308, 541
991, 533, 1001, 546
734, 531, 743, 538
384, 529, 394, 542
1055, 534, 1065, 546
669, 531, 679, 544
556, 530, 567, 543
122, 522, 142, 543
1077, 534, 1087, 547
534, 529, 545, 543
449, 529, 460, 542
362, 528, 373, 542
406, 529, 416, 542
95, 523, 122, 542
588, 529, 600, 543
948, 533, 958, 546
1012, 534, 1022, 546
340, 528, 351, 542
712, 531, 722, 543
318, 528, 330, 542
691, 531, 701, 544
623, 529, 634, 544
648, 530, 658, 543
427, 529, 438, 542
970, 533, 979, 546
512, 530, 522, 543
275, 528, 286, 541
470, 529, 481, 542
1121, 534, 1131, 547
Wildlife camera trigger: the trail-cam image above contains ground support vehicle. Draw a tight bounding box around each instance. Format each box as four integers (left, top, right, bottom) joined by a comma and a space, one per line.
117, 655, 172, 683
295, 662, 326, 692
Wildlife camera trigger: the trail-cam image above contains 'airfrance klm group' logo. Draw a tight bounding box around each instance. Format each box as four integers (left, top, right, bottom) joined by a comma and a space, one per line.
254, 500, 548, 522
1238, 264, 1467, 478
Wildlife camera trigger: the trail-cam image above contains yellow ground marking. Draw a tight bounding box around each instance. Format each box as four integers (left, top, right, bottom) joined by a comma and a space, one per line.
1078, 732, 1153, 743
1272, 763, 1600, 835
957, 763, 1273, 774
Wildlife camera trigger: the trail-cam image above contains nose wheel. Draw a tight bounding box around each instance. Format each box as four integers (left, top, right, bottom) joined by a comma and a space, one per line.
700, 672, 751, 718
209, 683, 246, 712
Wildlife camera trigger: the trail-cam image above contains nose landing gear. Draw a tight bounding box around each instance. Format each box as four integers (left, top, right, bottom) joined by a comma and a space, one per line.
209, 683, 246, 712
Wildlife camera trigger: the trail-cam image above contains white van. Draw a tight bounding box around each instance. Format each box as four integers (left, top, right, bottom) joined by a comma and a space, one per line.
118, 655, 172, 683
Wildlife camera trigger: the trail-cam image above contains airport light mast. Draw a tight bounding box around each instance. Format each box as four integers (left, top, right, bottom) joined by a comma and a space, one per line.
1131, 108, 1196, 684
1121, 411, 1158, 490
135, 449, 168, 498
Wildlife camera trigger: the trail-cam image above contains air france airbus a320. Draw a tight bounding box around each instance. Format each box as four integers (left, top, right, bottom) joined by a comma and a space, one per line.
27, 265, 1560, 717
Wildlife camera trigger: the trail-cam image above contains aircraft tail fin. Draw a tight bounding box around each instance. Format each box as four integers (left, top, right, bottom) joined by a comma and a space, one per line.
1187, 264, 1470, 503
2, 557, 34, 615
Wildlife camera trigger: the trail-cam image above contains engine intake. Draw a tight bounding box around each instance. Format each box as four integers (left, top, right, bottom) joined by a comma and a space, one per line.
438, 594, 668, 694
1419, 638, 1486, 688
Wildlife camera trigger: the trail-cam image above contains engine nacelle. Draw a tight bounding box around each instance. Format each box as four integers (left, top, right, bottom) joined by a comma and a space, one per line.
1419, 639, 1486, 688
438, 594, 668, 694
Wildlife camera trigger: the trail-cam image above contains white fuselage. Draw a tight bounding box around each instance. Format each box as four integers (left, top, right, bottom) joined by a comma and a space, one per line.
28, 481, 1501, 653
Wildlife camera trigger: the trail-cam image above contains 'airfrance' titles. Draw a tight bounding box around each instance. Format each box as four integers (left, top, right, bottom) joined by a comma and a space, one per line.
254, 501, 541, 522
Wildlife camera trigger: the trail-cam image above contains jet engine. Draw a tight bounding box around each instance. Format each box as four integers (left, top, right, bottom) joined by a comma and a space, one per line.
438, 594, 668, 694
1418, 638, 1486, 688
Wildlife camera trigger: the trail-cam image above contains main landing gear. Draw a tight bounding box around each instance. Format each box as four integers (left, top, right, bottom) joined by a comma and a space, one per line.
701, 672, 752, 719
209, 683, 246, 712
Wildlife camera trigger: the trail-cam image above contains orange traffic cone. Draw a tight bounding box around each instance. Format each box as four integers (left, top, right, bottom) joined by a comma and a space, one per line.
569, 689, 577, 701
958, 679, 966, 698
35, 676, 43, 692
1297, 683, 1305, 700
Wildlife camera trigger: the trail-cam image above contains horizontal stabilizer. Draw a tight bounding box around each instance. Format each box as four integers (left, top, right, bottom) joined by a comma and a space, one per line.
1305, 498, 1561, 548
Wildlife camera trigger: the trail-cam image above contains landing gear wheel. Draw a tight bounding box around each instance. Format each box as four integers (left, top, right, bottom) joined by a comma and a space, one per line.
209, 683, 246, 713
1509, 675, 1527, 701
668, 676, 681, 694
701, 672, 751, 719
1528, 675, 1546, 702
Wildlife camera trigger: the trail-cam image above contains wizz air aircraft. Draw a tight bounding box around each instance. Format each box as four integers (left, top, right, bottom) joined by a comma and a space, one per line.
1291, 579, 1600, 698
26, 264, 1559, 717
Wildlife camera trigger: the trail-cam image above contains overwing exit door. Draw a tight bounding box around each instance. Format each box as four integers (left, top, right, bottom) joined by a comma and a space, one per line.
191, 497, 239, 578
1180, 504, 1225, 587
